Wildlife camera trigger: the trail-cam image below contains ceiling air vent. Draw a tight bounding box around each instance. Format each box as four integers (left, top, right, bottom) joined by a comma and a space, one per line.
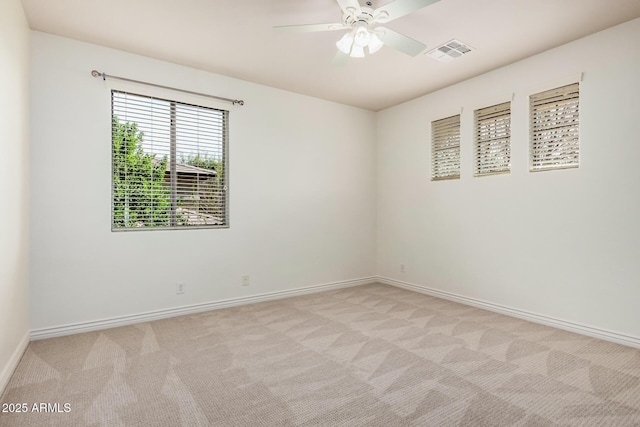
427, 40, 473, 62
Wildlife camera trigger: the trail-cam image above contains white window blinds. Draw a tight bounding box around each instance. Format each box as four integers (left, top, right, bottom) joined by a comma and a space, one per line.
111, 90, 228, 230
474, 102, 511, 177
431, 115, 461, 180
530, 83, 579, 171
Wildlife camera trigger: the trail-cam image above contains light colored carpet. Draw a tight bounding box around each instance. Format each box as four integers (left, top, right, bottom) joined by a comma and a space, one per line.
1, 283, 640, 426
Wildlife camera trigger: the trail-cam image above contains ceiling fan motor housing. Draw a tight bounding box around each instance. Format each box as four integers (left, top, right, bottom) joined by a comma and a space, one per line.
342, 6, 386, 29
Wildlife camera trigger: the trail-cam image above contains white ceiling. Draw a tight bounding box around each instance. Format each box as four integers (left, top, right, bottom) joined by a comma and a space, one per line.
20, 0, 640, 111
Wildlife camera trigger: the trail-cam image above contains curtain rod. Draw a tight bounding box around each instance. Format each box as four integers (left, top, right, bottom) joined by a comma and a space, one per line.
91, 70, 244, 106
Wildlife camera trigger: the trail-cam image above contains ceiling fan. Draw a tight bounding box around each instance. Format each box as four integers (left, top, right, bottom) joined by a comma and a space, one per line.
274, 0, 441, 64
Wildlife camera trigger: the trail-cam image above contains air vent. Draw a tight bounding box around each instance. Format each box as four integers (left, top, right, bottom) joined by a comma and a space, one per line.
427, 39, 473, 62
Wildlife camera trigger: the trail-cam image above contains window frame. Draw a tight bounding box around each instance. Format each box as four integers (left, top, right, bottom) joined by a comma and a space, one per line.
110, 89, 230, 231
473, 101, 512, 177
431, 114, 461, 181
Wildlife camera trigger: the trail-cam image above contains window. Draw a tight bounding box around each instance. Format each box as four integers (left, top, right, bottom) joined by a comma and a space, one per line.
530, 83, 579, 171
431, 115, 460, 180
111, 90, 228, 230
474, 102, 511, 177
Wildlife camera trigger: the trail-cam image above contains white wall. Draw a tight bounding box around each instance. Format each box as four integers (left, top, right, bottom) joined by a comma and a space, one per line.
29, 32, 377, 331
377, 18, 640, 339
0, 0, 30, 392
27, 18, 640, 341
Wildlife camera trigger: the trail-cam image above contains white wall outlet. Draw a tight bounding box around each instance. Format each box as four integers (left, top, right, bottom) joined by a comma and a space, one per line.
400, 263, 406, 273
242, 275, 250, 286
176, 282, 185, 294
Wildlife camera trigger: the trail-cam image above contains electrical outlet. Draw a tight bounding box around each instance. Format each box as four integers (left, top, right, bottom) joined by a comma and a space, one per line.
400, 264, 406, 273
176, 282, 185, 294
242, 275, 250, 286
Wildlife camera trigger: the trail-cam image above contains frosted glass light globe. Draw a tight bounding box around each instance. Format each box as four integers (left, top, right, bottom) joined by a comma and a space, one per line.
353, 26, 372, 48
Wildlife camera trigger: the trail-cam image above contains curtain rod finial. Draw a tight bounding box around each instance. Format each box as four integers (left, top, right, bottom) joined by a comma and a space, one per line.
234, 100, 244, 106
91, 70, 105, 80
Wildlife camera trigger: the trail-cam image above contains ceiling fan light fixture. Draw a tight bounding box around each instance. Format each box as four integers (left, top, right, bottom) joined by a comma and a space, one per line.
368, 32, 384, 54
336, 32, 354, 54
339, 24, 383, 58
353, 25, 372, 48
350, 44, 365, 58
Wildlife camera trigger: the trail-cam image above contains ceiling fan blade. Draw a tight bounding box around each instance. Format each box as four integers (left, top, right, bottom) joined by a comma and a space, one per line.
332, 51, 349, 66
374, 0, 440, 23
274, 23, 347, 32
378, 27, 426, 56
335, 0, 361, 13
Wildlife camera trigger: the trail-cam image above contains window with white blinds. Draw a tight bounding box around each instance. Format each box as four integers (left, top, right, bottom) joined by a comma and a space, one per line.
431, 115, 460, 180
530, 83, 579, 172
111, 90, 228, 230
474, 102, 511, 177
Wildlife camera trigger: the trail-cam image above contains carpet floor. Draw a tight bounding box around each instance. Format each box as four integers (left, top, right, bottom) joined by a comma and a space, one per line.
1, 283, 640, 426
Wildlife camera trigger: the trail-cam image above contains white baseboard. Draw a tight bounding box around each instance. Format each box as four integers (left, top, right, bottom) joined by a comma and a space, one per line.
30, 275, 640, 348
0, 331, 29, 399
378, 276, 640, 349
30, 277, 376, 340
